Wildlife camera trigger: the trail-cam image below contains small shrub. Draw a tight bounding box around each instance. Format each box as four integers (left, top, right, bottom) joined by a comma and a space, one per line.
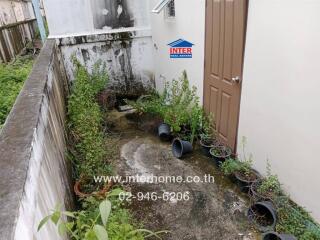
129, 71, 208, 143
221, 158, 241, 175
257, 162, 281, 197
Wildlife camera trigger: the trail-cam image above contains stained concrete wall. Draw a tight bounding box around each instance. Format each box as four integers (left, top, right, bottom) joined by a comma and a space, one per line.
238, 0, 320, 222
56, 29, 154, 97
43, 0, 150, 37
0, 40, 73, 240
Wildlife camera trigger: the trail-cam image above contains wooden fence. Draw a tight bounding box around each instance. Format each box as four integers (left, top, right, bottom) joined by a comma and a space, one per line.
0, 19, 38, 63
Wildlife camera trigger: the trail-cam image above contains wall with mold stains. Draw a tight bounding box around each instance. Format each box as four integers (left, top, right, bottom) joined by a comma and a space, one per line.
43, 0, 150, 37
57, 30, 155, 97
0, 40, 73, 240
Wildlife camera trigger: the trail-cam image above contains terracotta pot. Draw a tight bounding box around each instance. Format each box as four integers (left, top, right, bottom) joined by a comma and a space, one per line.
74, 177, 113, 198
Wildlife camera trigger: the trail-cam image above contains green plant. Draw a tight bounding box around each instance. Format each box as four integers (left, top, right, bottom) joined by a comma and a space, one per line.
221, 158, 241, 175
129, 71, 210, 143
257, 162, 281, 197
200, 112, 216, 140
0, 56, 34, 127
276, 197, 320, 240
38, 189, 168, 240
67, 60, 109, 178
237, 136, 254, 177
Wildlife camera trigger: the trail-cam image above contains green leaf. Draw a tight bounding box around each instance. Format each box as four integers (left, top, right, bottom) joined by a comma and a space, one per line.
62, 211, 76, 218
37, 215, 51, 231
93, 225, 108, 240
99, 200, 111, 227
85, 229, 96, 240
107, 188, 124, 198
51, 211, 61, 225
58, 223, 67, 236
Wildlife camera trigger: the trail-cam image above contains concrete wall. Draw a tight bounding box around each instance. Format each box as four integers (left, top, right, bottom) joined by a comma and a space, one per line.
150, 0, 206, 103
0, 40, 73, 240
43, 0, 155, 96
56, 30, 154, 96
238, 0, 320, 221
43, 0, 150, 37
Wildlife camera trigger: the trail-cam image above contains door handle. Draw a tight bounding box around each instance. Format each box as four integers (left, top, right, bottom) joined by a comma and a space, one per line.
231, 76, 241, 84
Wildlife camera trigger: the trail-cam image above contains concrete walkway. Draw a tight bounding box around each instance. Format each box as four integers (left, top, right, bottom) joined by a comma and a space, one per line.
108, 110, 258, 240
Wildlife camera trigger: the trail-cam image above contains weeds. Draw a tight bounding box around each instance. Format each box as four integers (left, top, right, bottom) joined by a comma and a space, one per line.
0, 56, 34, 128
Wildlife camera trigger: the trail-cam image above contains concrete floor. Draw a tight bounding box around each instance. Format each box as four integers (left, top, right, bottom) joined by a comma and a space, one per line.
107, 110, 259, 240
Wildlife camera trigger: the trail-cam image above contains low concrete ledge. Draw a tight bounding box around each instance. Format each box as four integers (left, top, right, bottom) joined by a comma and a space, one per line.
0, 40, 73, 240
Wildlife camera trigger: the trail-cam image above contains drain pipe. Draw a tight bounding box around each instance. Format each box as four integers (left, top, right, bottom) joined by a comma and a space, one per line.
32, 0, 47, 43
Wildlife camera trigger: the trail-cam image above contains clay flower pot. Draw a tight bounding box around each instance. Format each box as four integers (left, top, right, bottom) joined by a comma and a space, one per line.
74, 177, 113, 198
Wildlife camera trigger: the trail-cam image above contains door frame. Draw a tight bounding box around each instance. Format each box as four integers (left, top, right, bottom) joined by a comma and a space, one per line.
203, 0, 249, 152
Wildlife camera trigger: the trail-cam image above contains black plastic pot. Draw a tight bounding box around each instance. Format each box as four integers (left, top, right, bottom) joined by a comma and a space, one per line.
158, 123, 171, 141
199, 138, 220, 157
262, 231, 297, 240
249, 181, 275, 203
248, 201, 277, 232
234, 169, 260, 193
172, 138, 193, 159
209, 145, 232, 166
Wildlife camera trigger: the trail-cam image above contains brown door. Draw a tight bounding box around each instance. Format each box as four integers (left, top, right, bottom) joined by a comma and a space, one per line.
204, 0, 247, 151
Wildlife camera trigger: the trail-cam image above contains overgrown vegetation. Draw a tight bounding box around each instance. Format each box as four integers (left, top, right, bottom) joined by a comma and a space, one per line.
0, 56, 34, 129
129, 71, 209, 143
39, 60, 166, 240
68, 60, 110, 178
221, 138, 320, 239
38, 188, 166, 240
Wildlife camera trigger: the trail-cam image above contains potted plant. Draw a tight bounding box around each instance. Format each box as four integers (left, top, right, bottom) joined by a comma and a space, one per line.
199, 134, 220, 157
233, 158, 260, 192
74, 175, 112, 198
262, 231, 297, 240
248, 201, 278, 232
250, 163, 281, 202
210, 145, 232, 166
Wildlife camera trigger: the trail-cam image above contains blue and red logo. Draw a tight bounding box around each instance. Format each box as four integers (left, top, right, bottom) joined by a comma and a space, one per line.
168, 39, 194, 58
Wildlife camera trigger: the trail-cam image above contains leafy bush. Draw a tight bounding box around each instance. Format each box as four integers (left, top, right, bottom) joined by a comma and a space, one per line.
220, 158, 241, 175
130, 71, 208, 143
67, 60, 109, 178
0, 56, 34, 128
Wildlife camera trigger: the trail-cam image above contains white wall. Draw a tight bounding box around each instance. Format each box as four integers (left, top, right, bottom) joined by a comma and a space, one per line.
239, 0, 320, 221
151, 0, 206, 103
43, 0, 94, 36
43, 0, 150, 37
